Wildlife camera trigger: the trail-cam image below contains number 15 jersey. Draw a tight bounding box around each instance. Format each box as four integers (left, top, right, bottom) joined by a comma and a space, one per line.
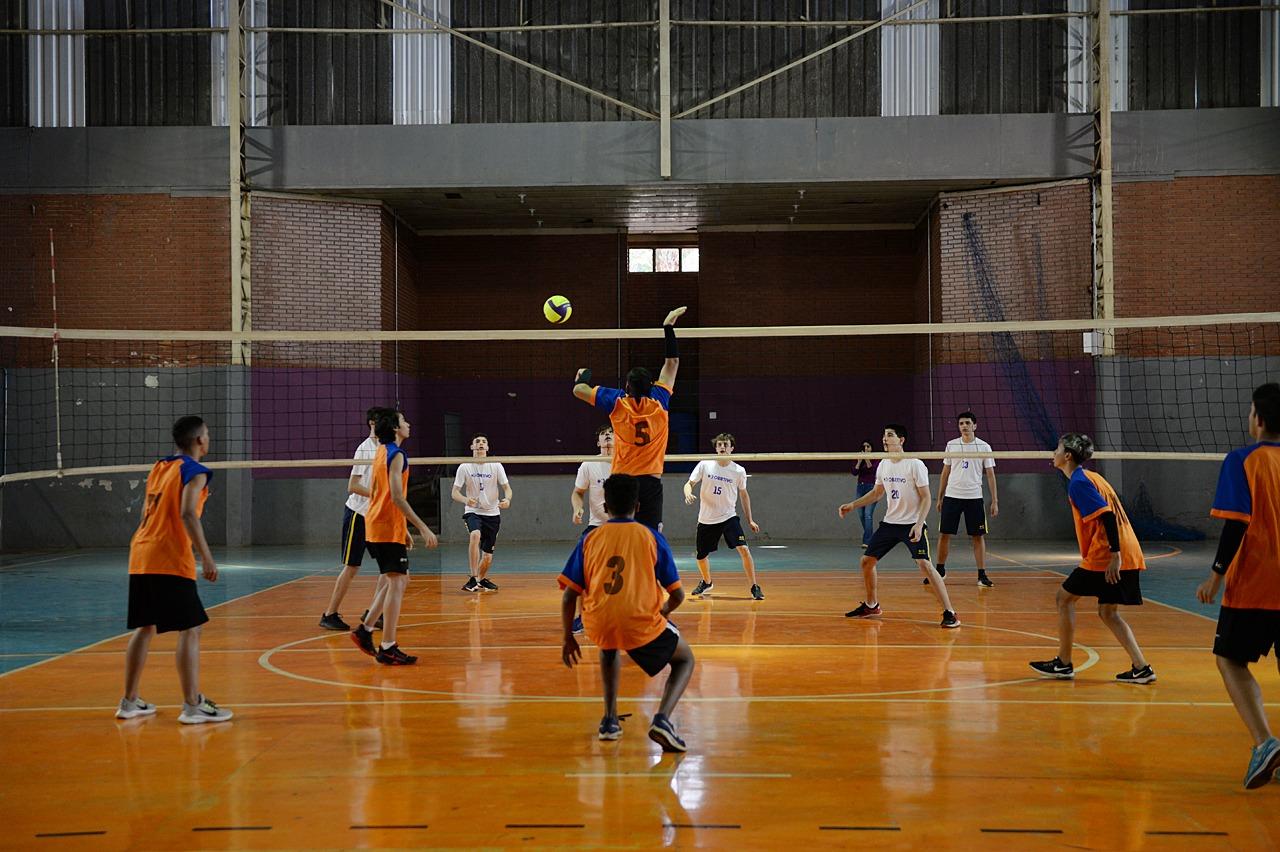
592, 383, 672, 477
558, 519, 682, 651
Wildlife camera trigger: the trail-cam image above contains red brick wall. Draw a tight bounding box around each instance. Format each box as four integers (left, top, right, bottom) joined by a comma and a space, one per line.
380, 211, 421, 374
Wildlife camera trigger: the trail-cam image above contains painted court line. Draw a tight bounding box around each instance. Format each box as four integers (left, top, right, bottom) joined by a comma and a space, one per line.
34, 830, 107, 838
566, 772, 791, 779
0, 553, 83, 570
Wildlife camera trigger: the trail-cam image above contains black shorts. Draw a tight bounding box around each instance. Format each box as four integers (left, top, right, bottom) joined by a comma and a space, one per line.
940, 496, 987, 536
127, 574, 209, 633
1061, 566, 1143, 605
865, 522, 931, 561
365, 541, 410, 575
340, 506, 367, 567
1213, 606, 1280, 664
463, 513, 501, 553
696, 516, 748, 559
636, 475, 663, 530
626, 624, 681, 677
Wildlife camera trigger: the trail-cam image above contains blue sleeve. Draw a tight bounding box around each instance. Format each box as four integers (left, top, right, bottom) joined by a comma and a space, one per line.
650, 384, 672, 411
594, 387, 624, 413
560, 536, 586, 591
180, 458, 212, 487
1211, 449, 1252, 520
651, 530, 680, 588
1067, 473, 1107, 518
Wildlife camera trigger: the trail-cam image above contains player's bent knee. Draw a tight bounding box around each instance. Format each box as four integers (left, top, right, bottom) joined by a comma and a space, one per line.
860, 556, 877, 569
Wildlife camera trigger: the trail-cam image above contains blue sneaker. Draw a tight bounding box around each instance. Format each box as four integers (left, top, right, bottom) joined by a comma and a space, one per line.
647, 713, 687, 753
598, 716, 622, 741
571, 616, 584, 635
1244, 736, 1280, 789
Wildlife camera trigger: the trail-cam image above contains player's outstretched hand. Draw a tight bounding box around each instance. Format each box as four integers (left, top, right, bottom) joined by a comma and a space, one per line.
417, 523, 439, 549
684, 492, 696, 505
202, 558, 218, 582
1196, 574, 1222, 604
663, 306, 687, 327
838, 502, 853, 518
748, 520, 760, 533
575, 367, 590, 383
562, 634, 582, 668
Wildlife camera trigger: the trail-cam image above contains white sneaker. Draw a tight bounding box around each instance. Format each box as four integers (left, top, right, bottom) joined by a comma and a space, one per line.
178, 695, 233, 725
115, 697, 157, 719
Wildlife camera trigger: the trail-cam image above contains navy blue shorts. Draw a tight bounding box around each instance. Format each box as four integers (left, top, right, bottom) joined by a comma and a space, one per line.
696, 516, 748, 559
464, 513, 501, 553
865, 522, 931, 561
340, 506, 367, 567
940, 497, 987, 536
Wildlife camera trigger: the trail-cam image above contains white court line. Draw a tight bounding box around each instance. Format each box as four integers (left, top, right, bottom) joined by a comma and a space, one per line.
0, 552, 83, 570
566, 772, 792, 779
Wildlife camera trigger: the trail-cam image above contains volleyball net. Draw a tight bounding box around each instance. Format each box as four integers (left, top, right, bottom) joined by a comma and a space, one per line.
2, 312, 1277, 482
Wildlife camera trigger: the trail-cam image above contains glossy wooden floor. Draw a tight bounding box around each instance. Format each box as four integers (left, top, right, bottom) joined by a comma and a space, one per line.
2, 546, 1278, 850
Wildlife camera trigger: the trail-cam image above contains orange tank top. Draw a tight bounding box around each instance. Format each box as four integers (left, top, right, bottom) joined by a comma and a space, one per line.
366, 443, 410, 543
128, 456, 211, 579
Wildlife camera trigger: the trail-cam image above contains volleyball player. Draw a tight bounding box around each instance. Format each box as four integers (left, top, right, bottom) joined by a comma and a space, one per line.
117, 415, 231, 724
683, 432, 763, 600
320, 406, 390, 630
934, 411, 999, 588
452, 433, 512, 592
1029, 433, 1155, 684
839, 423, 960, 628
350, 410, 438, 665
1196, 382, 1280, 789
559, 475, 694, 751
570, 425, 614, 633
573, 306, 686, 529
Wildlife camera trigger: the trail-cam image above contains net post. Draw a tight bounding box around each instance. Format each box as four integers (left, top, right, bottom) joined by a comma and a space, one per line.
228, 0, 252, 367
48, 228, 63, 473
1091, 0, 1115, 357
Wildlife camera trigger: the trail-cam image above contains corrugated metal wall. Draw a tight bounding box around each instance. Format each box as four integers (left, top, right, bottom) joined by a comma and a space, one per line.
0, 4, 25, 126
940, 0, 1068, 114
85, 1, 212, 126
266, 0, 391, 125
1129, 0, 1261, 109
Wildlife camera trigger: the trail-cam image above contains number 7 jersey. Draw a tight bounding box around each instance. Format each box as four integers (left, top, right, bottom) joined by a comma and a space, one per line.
591, 383, 673, 477
558, 519, 682, 651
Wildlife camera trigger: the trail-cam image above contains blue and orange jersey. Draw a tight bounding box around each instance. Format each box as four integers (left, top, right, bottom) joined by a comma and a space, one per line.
128, 455, 211, 579
591, 383, 672, 477
366, 442, 410, 543
1211, 442, 1280, 610
558, 519, 681, 650
1067, 467, 1146, 572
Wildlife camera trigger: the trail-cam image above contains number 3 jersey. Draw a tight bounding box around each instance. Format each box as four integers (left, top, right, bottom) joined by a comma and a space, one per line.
591, 383, 673, 477
877, 457, 931, 524
688, 459, 747, 525
558, 519, 682, 650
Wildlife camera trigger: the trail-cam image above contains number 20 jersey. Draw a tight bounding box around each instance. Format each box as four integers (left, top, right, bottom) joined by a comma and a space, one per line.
591, 383, 673, 477
558, 519, 682, 650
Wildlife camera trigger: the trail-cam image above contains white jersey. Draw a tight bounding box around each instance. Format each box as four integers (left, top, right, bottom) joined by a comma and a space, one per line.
345, 436, 379, 515
688, 459, 747, 525
877, 457, 930, 525
575, 459, 612, 527
453, 462, 509, 517
943, 437, 995, 499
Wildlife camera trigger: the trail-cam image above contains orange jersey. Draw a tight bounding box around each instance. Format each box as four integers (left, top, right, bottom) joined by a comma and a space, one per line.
1211, 442, 1280, 610
1066, 467, 1146, 571
591, 383, 673, 477
128, 456, 211, 579
558, 520, 682, 650
365, 443, 410, 543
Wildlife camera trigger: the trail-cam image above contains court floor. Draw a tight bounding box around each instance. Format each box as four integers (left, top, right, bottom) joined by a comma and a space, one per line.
1, 540, 1278, 849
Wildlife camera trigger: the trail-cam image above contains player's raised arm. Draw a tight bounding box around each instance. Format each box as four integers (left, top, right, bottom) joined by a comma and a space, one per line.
658, 306, 686, 387
573, 367, 595, 403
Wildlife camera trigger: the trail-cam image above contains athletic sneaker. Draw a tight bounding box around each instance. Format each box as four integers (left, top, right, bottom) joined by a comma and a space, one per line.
461, 576, 481, 593
479, 578, 499, 592
350, 625, 377, 657
648, 713, 687, 753
1244, 736, 1280, 790
924, 565, 946, 585
750, 584, 765, 601
691, 580, 713, 596
360, 609, 384, 630
115, 697, 157, 720
977, 571, 994, 588
1029, 657, 1075, 679
598, 716, 622, 741
571, 616, 584, 635
845, 602, 882, 618
1115, 664, 1157, 684
178, 695, 233, 725
941, 610, 961, 629
319, 612, 350, 631
375, 644, 418, 666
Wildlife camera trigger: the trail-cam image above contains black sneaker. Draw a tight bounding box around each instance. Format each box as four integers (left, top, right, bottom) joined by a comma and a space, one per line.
1115, 664, 1157, 685
941, 610, 961, 628
375, 644, 418, 666
360, 609, 384, 630
925, 565, 946, 585
750, 584, 764, 601
647, 713, 687, 753
319, 612, 350, 631
691, 580, 713, 596
845, 601, 882, 618
977, 571, 994, 588
461, 577, 481, 592
350, 625, 377, 657
1029, 657, 1075, 679
478, 577, 499, 592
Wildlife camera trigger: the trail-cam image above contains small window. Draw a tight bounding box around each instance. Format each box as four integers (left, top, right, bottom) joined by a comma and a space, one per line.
628, 248, 654, 272
629, 246, 699, 273
680, 248, 700, 272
